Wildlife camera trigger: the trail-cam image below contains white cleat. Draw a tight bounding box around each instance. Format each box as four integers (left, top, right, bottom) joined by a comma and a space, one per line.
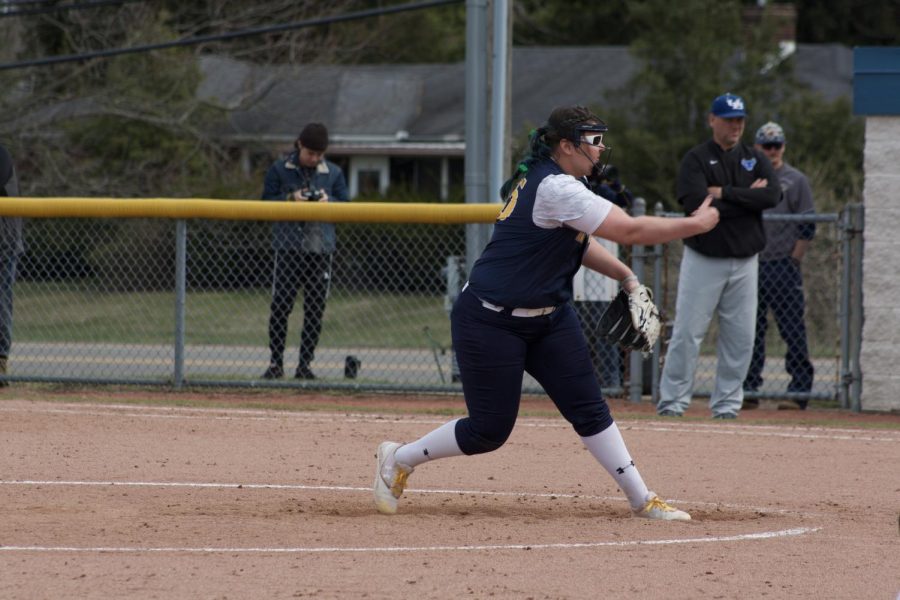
373, 441, 414, 515
633, 493, 692, 521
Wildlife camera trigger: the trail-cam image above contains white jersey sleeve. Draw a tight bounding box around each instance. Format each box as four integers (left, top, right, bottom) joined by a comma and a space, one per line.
533, 173, 613, 234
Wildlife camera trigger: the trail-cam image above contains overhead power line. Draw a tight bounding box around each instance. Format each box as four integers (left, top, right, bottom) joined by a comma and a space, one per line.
4, 0, 64, 6
0, 0, 146, 19
3, 0, 67, 5
0, 0, 464, 71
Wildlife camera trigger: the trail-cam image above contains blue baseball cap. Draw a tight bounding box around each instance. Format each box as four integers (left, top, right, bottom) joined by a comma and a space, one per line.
710, 93, 747, 118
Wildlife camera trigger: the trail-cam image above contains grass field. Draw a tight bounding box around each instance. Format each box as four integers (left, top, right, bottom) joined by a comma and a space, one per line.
15, 281, 452, 348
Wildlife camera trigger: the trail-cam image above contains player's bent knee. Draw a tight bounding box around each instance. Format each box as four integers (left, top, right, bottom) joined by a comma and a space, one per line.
459, 433, 506, 455
569, 406, 614, 438
455, 418, 512, 455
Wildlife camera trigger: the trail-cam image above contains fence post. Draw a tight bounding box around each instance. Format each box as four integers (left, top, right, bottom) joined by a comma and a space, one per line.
629, 197, 646, 404
839, 207, 851, 408
839, 204, 865, 411
846, 203, 865, 412
651, 202, 665, 405
173, 219, 187, 389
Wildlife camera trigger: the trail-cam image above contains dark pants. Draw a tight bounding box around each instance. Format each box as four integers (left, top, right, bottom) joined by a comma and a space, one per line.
744, 258, 814, 393
267, 250, 332, 369
450, 289, 613, 456
0, 249, 18, 359
574, 300, 622, 388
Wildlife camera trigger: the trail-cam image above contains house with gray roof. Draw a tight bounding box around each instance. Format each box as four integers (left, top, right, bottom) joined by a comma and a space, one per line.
197, 44, 852, 200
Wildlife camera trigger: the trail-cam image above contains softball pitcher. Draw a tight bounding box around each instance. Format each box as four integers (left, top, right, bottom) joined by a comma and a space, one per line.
374, 105, 718, 520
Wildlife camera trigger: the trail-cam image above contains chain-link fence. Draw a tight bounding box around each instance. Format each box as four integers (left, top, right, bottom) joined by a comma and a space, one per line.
642, 207, 846, 406
13, 217, 470, 390
8, 202, 863, 407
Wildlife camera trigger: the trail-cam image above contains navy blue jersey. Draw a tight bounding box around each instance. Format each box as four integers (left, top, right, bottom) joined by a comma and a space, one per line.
467, 159, 595, 308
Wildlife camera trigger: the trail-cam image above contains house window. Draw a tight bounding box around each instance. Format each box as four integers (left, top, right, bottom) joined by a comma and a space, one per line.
348, 156, 389, 198
389, 157, 444, 200
357, 170, 382, 197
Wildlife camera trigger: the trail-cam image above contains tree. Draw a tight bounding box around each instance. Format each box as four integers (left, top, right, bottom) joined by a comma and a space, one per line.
599, 0, 750, 208
760, 92, 863, 212
321, 0, 466, 64
0, 0, 374, 199
513, 0, 634, 46
597, 0, 863, 211
794, 0, 900, 45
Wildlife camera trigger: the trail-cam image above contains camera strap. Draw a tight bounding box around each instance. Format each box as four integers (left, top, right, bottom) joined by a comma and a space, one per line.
299, 166, 316, 190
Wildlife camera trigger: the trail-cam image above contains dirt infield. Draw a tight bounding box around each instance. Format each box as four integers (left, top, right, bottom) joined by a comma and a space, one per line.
1, 389, 899, 599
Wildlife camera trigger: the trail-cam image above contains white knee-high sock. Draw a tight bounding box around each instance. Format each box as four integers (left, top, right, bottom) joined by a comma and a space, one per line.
395, 418, 464, 468
580, 422, 651, 510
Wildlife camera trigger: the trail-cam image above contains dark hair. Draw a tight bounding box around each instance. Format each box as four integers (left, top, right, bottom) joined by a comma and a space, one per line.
499, 105, 606, 200
297, 122, 329, 152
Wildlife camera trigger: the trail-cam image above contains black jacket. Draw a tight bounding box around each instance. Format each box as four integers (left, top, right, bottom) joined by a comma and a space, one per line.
677, 139, 781, 258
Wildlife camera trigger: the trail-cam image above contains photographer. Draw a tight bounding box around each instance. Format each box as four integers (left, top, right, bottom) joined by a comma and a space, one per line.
261, 122, 349, 380
588, 163, 632, 211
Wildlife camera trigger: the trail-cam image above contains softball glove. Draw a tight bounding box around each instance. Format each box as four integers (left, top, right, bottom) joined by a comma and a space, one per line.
598, 285, 661, 353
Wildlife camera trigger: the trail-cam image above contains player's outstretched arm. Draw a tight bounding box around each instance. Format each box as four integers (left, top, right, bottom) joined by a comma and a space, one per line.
593, 195, 719, 246
581, 237, 633, 282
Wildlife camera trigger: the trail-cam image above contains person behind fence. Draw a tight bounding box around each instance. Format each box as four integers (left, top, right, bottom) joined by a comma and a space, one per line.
573, 167, 633, 388
261, 123, 349, 381
742, 122, 815, 411
0, 144, 24, 388
656, 93, 780, 420
372, 105, 719, 521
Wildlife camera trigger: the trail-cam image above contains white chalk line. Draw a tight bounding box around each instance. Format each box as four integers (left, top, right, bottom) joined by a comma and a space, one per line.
0, 403, 844, 556
0, 479, 818, 517
2, 402, 898, 442
0, 527, 821, 554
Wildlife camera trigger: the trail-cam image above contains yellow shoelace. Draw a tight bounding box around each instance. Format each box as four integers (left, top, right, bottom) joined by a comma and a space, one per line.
643, 496, 675, 512
391, 468, 410, 498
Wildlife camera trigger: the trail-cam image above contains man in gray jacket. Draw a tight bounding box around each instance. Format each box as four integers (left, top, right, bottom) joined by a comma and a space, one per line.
743, 122, 816, 409
260, 123, 349, 380
0, 144, 24, 387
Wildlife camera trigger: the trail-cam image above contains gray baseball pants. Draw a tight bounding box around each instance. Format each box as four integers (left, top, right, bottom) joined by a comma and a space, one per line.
658, 246, 758, 417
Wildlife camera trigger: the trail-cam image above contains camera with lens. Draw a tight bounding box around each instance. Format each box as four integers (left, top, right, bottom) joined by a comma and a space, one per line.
288, 184, 323, 201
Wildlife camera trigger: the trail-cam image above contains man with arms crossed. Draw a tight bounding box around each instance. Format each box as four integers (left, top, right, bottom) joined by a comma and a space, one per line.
657, 93, 780, 419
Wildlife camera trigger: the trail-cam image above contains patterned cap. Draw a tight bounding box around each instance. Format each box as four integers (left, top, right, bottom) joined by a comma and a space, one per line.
755, 121, 786, 144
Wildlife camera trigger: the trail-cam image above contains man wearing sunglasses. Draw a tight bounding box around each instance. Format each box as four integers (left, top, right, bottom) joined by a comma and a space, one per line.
743, 122, 816, 410
657, 93, 781, 420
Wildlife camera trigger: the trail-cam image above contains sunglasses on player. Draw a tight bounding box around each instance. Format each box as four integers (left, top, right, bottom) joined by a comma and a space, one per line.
761, 142, 783, 150
580, 133, 605, 147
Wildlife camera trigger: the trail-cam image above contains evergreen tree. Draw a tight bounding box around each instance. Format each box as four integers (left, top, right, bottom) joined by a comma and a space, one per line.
597, 0, 863, 211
